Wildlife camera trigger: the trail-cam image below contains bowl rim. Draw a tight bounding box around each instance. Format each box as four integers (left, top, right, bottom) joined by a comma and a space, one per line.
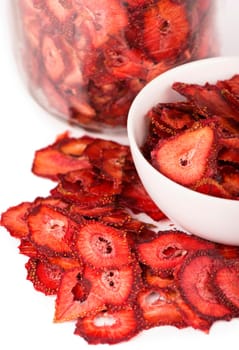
127, 56, 239, 206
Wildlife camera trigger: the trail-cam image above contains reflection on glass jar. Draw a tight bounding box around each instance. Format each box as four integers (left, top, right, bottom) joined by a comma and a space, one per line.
15, 0, 218, 132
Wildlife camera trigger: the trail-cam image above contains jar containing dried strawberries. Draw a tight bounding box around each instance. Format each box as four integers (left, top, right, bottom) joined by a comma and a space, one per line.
14, 0, 218, 132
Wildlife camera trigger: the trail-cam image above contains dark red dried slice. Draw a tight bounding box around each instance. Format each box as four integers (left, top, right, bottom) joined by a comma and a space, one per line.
76, 0, 128, 48
32, 133, 92, 180
0, 202, 31, 238
47, 256, 82, 271
220, 166, 239, 198
172, 81, 239, 123
212, 260, 239, 314
54, 268, 105, 322
178, 250, 232, 321
219, 148, 239, 164
120, 177, 166, 221
174, 289, 212, 332
137, 288, 185, 328
136, 230, 216, 272
75, 307, 140, 345
143, 0, 189, 61
51, 181, 115, 208
75, 222, 131, 269
58, 134, 94, 156
27, 204, 75, 254
85, 263, 140, 307
18, 238, 39, 258
151, 125, 217, 186
144, 268, 175, 289
25, 257, 63, 295
217, 74, 239, 99
193, 178, 232, 199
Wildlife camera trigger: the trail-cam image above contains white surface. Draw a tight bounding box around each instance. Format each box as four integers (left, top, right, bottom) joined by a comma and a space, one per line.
0, 1, 239, 350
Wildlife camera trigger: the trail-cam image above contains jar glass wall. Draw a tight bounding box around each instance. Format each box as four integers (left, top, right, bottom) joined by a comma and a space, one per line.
14, 0, 218, 132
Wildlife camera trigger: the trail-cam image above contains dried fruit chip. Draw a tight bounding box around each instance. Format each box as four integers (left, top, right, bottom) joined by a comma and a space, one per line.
75, 307, 140, 345
178, 250, 232, 321
27, 204, 75, 254
54, 268, 105, 322
26, 257, 63, 295
151, 125, 217, 186
75, 222, 131, 269
136, 230, 215, 271
212, 260, 239, 315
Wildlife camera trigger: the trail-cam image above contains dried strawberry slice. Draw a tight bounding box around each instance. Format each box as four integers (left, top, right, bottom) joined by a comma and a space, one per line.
219, 148, 239, 164
193, 178, 232, 199
75, 0, 128, 48
75, 222, 131, 269
32, 133, 92, 180
143, 0, 189, 61
178, 250, 232, 321
137, 288, 185, 328
217, 74, 239, 99
136, 230, 215, 272
18, 238, 39, 258
75, 307, 140, 345
27, 204, 75, 254
85, 263, 141, 307
41, 34, 66, 82
47, 256, 81, 271
174, 290, 212, 332
172, 81, 239, 123
212, 260, 239, 314
25, 257, 63, 295
45, 0, 74, 23
120, 177, 166, 221
144, 268, 175, 289
51, 181, 115, 208
54, 268, 106, 322
151, 125, 217, 186
1, 202, 31, 238
220, 166, 239, 198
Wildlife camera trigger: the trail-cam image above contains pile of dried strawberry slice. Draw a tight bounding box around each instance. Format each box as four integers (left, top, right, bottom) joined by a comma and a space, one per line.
18, 0, 216, 129
143, 74, 239, 199
2, 132, 239, 344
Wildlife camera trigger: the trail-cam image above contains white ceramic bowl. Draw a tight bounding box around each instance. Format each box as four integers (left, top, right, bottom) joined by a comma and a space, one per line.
127, 56, 239, 245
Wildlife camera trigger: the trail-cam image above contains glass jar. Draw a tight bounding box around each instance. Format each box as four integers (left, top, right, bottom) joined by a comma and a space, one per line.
14, 0, 218, 132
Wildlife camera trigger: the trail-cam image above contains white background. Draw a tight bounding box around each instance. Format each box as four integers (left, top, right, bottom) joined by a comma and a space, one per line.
0, 1, 239, 349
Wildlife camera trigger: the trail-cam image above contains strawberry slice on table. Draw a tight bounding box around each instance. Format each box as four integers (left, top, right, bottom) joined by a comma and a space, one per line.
75, 222, 131, 269
120, 177, 166, 221
212, 260, 239, 315
151, 124, 217, 186
25, 257, 63, 295
1, 202, 31, 239
74, 307, 140, 345
178, 250, 232, 321
137, 287, 185, 328
85, 263, 140, 307
54, 268, 106, 322
136, 230, 216, 272
27, 204, 76, 255
32, 133, 92, 180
